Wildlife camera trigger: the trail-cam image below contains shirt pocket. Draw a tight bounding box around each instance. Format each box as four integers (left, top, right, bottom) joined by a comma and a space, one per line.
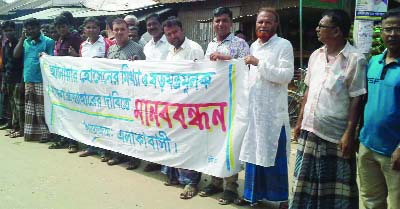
324, 70, 346, 95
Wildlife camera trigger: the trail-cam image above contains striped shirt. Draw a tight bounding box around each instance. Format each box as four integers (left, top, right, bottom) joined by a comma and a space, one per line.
107, 40, 145, 60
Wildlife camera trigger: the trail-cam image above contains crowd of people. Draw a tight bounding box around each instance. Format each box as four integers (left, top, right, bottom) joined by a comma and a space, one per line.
0, 5, 399, 209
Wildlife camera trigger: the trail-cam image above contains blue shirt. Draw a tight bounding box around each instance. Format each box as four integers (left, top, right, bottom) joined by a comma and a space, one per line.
360, 51, 400, 156
23, 34, 54, 82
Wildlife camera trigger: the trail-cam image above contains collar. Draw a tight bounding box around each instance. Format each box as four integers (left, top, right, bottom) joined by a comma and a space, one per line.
150, 34, 167, 45
378, 50, 400, 64
255, 34, 278, 46
212, 33, 234, 43
83, 35, 104, 45
27, 33, 44, 44
169, 37, 190, 53
318, 41, 352, 58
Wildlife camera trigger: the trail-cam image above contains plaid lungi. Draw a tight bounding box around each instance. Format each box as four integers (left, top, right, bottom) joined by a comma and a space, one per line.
24, 83, 49, 141
243, 126, 288, 204
289, 130, 358, 209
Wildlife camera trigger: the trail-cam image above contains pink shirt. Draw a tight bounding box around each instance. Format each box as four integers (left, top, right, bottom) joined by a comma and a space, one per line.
301, 42, 367, 143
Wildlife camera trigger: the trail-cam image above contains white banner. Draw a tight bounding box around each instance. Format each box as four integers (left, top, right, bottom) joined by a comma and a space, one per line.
40, 56, 249, 177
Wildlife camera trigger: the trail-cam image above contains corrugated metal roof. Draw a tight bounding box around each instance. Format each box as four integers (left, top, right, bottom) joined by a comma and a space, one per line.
81, 0, 157, 11
0, 1, 6, 7
12, 7, 131, 21
155, 0, 204, 3
0, 0, 49, 15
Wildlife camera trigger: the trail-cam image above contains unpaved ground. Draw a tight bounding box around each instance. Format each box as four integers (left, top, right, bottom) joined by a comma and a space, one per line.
0, 131, 297, 209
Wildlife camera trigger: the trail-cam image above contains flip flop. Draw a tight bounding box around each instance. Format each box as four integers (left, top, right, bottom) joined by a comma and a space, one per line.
5, 129, 16, 136
9, 131, 23, 138
199, 184, 223, 197
180, 185, 197, 200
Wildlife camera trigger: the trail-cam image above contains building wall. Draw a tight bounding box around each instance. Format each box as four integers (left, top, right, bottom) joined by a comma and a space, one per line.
176, 0, 242, 49
175, 0, 296, 49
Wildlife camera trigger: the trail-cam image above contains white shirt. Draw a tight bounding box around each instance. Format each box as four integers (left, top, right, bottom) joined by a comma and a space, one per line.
166, 38, 204, 61
143, 35, 170, 60
80, 35, 109, 58
239, 35, 294, 167
301, 42, 367, 143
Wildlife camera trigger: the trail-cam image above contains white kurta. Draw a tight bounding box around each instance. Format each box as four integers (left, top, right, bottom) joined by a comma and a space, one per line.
239, 35, 294, 167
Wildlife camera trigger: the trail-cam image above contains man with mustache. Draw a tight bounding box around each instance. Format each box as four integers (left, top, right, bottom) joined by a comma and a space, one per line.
358, 8, 400, 209
141, 13, 170, 173
106, 18, 144, 168
290, 9, 366, 209
143, 13, 169, 61
162, 16, 204, 200
237, 8, 294, 209
199, 6, 249, 205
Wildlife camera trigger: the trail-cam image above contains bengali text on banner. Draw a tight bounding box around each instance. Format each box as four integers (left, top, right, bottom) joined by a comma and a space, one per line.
40, 55, 249, 177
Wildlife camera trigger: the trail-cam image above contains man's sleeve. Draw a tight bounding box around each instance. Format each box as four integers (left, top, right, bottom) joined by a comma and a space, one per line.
46, 39, 55, 55
238, 40, 250, 58
347, 54, 367, 97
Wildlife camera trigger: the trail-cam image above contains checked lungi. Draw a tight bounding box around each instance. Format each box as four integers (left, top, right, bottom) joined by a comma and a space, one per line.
24, 83, 50, 141
6, 83, 25, 132
289, 130, 358, 209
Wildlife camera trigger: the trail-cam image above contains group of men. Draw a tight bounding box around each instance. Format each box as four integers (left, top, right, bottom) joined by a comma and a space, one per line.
0, 4, 399, 209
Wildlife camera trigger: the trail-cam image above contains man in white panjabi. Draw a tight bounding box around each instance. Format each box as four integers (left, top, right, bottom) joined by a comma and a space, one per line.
238, 7, 294, 208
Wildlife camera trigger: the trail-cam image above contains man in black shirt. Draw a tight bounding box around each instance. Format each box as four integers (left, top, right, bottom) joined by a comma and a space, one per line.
1, 20, 24, 138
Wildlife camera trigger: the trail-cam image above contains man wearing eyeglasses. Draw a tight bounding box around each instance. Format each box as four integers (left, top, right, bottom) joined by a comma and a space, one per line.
290, 9, 366, 209
358, 8, 400, 209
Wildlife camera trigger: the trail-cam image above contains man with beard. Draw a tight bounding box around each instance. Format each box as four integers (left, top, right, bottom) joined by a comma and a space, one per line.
13, 18, 55, 142
290, 9, 366, 209
162, 16, 204, 200
236, 8, 294, 209
198, 7, 249, 205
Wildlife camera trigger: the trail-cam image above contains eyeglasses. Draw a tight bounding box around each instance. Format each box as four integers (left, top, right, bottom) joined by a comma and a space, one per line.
382, 27, 400, 34
317, 24, 337, 29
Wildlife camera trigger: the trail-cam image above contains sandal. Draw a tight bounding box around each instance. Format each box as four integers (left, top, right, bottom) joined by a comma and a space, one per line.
143, 163, 161, 172
107, 156, 127, 166
48, 141, 68, 149
5, 129, 16, 136
234, 198, 250, 206
218, 190, 238, 205
180, 185, 197, 199
199, 184, 223, 197
126, 158, 141, 170
68, 145, 79, 153
9, 131, 23, 138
